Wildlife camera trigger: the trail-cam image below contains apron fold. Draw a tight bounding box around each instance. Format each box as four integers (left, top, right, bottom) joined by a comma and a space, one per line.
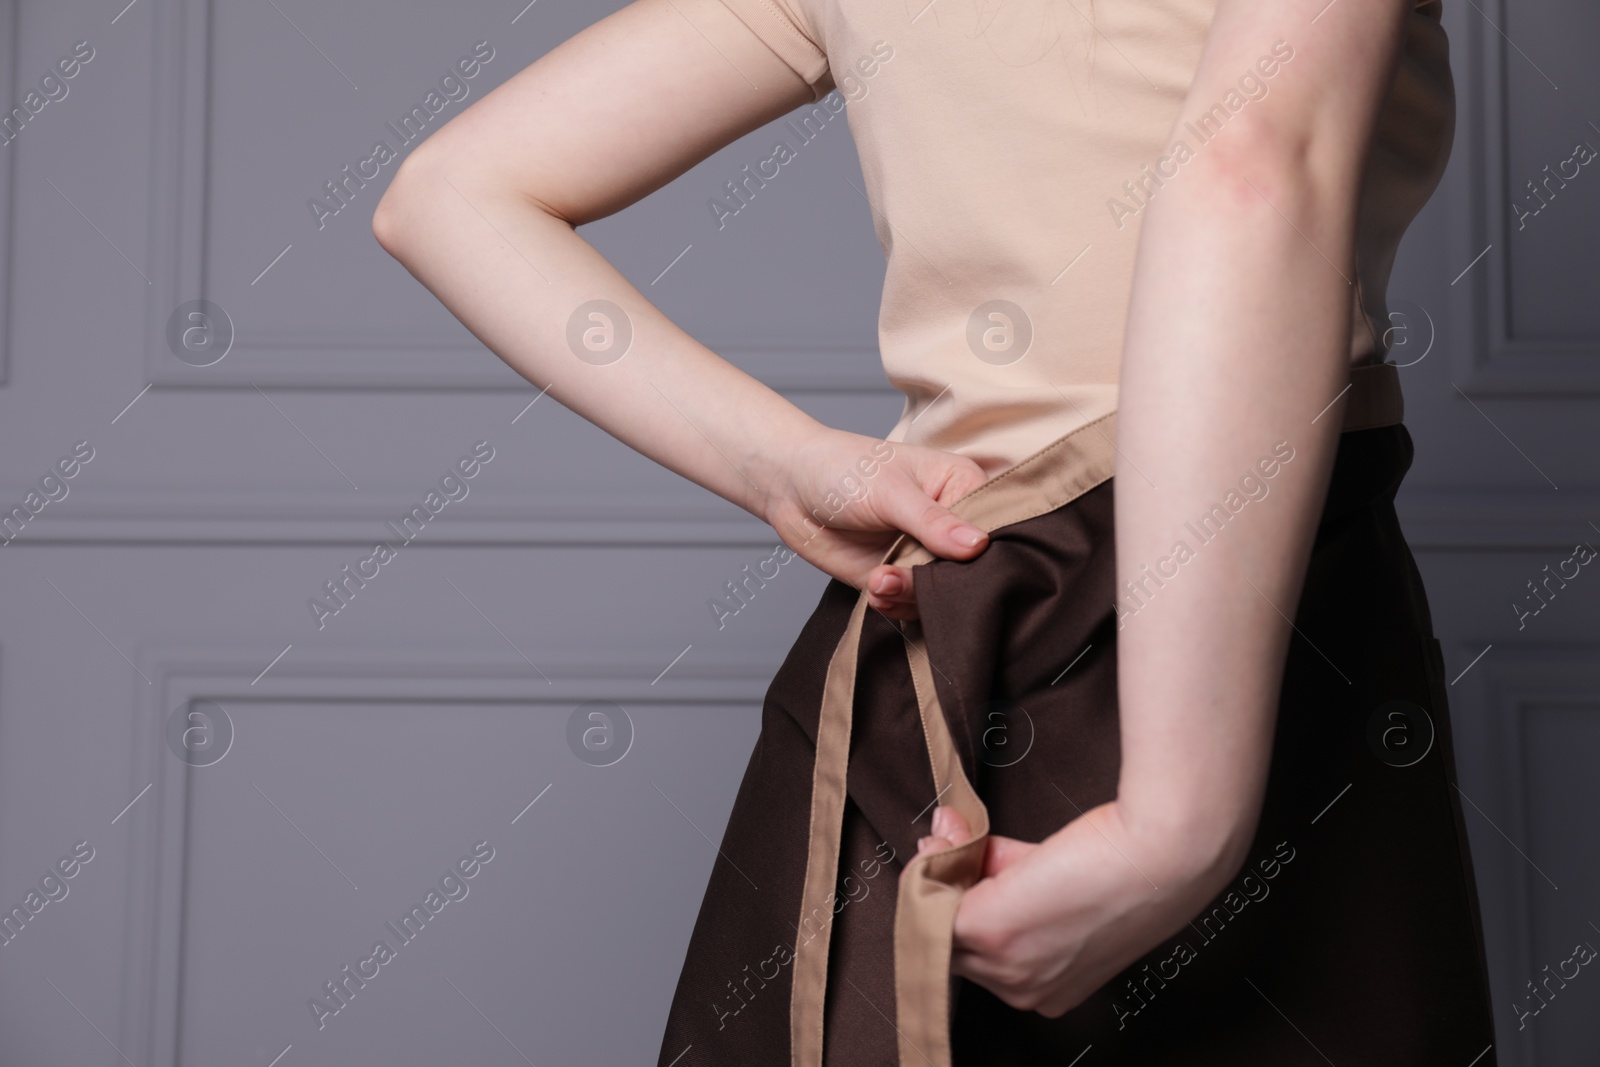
789, 363, 1405, 1067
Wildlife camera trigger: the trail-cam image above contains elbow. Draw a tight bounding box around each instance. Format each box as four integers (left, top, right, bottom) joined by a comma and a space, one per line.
371, 154, 428, 261
370, 183, 402, 258
1194, 111, 1352, 215
1118, 789, 1262, 895
370, 190, 403, 260
1215, 110, 1315, 171
372, 132, 463, 260
371, 147, 568, 260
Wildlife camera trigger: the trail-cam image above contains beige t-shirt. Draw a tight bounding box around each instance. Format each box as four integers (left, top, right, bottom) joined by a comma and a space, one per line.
712, 0, 1454, 477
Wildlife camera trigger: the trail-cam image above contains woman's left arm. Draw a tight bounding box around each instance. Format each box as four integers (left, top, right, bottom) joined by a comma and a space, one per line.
922, 0, 1418, 1016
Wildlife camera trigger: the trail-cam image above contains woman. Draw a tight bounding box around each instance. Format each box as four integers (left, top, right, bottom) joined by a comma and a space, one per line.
372, 0, 1498, 1062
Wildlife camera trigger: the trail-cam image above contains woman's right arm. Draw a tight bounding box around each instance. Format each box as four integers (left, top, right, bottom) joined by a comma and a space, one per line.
932, 0, 1417, 1017
373, 0, 991, 605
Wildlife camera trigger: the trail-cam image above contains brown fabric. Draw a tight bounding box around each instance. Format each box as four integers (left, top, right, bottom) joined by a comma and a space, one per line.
792, 401, 1124, 1067
1339, 360, 1405, 431
891, 613, 990, 1067
658, 374, 1495, 1065
791, 363, 1407, 1067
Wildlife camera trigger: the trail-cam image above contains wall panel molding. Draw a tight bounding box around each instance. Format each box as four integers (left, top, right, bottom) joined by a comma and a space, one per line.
0, 0, 17, 386
1451, 646, 1600, 1065
115, 643, 772, 1066
139, 0, 886, 393
1451, 0, 1600, 396
0, 487, 784, 545
1396, 490, 1600, 552
0, 485, 1590, 549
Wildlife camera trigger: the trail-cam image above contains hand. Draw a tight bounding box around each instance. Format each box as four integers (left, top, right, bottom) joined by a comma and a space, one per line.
761, 427, 993, 619
914, 804, 1223, 1017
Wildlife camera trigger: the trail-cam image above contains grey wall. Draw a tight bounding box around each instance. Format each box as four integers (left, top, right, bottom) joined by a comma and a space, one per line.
1392, 1, 1600, 1061
0, 0, 1592, 1064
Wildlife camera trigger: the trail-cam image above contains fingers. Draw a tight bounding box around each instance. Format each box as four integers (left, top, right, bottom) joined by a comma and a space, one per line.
793, 445, 991, 616
873, 480, 989, 563
934, 804, 974, 844
914, 804, 976, 856
864, 564, 917, 619
919, 832, 1035, 886
979, 833, 1038, 878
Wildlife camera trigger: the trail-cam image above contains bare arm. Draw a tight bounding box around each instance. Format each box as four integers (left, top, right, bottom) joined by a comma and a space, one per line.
934, 0, 1414, 1015
1112, 0, 1409, 879
372, 0, 818, 520
373, 0, 994, 596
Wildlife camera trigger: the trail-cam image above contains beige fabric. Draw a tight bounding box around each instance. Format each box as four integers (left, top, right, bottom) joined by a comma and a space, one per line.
893, 621, 988, 1067
703, 0, 1438, 1057
711, 0, 1449, 478
787, 363, 1404, 1067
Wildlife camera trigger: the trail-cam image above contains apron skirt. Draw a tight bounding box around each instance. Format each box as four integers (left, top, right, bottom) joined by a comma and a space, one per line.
655, 365, 1498, 1066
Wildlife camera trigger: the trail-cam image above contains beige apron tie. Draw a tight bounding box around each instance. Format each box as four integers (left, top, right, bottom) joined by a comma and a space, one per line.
789, 364, 1404, 1067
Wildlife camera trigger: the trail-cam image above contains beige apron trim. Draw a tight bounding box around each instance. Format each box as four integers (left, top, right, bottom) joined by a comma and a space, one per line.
788, 363, 1404, 1067
894, 619, 989, 1066
789, 590, 872, 1065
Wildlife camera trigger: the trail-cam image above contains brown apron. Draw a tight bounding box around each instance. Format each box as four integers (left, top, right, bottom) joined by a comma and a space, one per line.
658, 362, 1499, 1066
790, 360, 1404, 1066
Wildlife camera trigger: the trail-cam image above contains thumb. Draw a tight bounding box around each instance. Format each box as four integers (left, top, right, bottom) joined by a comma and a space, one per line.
874, 476, 988, 561
979, 834, 1037, 879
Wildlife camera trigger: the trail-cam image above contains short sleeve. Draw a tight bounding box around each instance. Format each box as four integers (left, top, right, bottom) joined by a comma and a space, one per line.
714, 0, 834, 100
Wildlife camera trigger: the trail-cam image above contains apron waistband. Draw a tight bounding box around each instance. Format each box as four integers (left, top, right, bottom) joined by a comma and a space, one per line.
788, 362, 1405, 1067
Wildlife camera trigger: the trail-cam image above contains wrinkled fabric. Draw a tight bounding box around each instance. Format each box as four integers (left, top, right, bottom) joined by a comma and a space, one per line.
658, 423, 1497, 1066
